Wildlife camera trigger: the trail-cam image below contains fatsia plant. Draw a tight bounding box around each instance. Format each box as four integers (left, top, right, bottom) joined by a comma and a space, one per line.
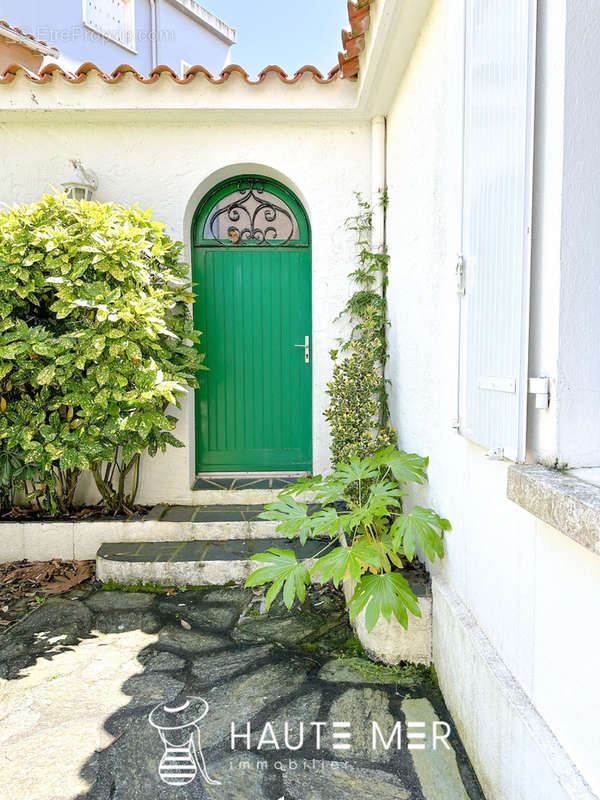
0, 192, 205, 514
245, 447, 450, 632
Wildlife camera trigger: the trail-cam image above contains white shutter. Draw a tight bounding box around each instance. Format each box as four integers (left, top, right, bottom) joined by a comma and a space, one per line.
83, 0, 135, 48
459, 0, 537, 462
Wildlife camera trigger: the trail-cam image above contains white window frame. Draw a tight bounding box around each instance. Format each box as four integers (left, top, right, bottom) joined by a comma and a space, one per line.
82, 0, 137, 54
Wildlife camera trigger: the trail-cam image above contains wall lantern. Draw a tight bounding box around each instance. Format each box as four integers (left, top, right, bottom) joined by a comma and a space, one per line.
61, 159, 98, 201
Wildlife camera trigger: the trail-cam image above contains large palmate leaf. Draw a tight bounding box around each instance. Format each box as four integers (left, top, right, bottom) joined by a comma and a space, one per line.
279, 474, 323, 496
333, 456, 380, 487
312, 546, 363, 586
391, 506, 450, 562
311, 538, 377, 586
258, 496, 312, 543
307, 505, 341, 538
245, 548, 311, 610
313, 479, 346, 505
348, 572, 422, 632
372, 446, 429, 485
245, 445, 450, 631
366, 480, 405, 514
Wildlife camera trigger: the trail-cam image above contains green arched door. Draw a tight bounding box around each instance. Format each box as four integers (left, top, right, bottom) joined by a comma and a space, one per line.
192, 176, 312, 474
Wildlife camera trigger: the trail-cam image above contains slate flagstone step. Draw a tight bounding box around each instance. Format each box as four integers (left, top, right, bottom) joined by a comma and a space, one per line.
78, 505, 322, 563
141, 503, 321, 541
157, 504, 288, 523
97, 537, 331, 587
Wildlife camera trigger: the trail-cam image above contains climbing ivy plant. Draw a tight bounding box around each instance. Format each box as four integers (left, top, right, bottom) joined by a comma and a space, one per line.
0, 192, 205, 515
324, 194, 396, 465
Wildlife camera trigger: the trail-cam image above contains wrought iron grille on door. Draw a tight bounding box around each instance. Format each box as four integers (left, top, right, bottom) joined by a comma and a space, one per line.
194, 176, 310, 248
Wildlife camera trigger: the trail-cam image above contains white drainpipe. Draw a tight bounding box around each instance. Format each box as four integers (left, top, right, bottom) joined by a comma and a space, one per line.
371, 115, 388, 409
149, 0, 159, 69
371, 115, 387, 252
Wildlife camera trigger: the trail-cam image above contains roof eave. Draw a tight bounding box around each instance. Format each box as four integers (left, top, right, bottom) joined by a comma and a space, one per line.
354, 0, 435, 116
0, 22, 59, 57
163, 0, 237, 45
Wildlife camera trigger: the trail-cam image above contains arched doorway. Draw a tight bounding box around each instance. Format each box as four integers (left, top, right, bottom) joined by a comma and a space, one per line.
192, 175, 312, 474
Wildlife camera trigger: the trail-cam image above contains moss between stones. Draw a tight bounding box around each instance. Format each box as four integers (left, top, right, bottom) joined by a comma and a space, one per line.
336, 634, 364, 656
336, 655, 433, 686
100, 579, 210, 594
429, 662, 440, 688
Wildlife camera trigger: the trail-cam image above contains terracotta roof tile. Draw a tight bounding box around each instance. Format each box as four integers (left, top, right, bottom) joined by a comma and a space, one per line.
0, 1, 372, 87
337, 0, 373, 79
0, 19, 58, 52
0, 61, 339, 86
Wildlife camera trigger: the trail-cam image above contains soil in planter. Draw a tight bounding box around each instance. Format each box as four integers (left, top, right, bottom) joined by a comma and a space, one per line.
398, 556, 431, 589
0, 505, 152, 523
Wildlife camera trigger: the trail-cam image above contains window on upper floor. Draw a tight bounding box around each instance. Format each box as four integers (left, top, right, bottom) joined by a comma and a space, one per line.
83, 0, 136, 52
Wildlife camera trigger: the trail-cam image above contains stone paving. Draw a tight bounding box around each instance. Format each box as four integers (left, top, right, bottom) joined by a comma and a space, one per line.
0, 583, 486, 800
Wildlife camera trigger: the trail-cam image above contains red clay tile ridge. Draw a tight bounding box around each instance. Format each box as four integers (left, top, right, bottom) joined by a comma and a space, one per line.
0, 1, 373, 86
0, 61, 342, 86
337, 0, 374, 79
0, 19, 60, 56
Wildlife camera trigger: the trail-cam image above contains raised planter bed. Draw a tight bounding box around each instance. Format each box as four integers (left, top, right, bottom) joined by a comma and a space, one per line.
343, 572, 432, 666
0, 506, 280, 563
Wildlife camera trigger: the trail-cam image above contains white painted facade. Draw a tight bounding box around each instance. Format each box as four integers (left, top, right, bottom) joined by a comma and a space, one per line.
0, 76, 369, 501
376, 0, 600, 797
1, 1, 599, 797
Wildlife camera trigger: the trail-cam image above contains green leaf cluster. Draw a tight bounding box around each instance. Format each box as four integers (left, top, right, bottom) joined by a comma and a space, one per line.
0, 192, 205, 514
324, 316, 396, 466
246, 447, 450, 632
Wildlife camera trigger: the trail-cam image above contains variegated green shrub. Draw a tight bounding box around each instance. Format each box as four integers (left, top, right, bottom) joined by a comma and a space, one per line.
325, 195, 396, 467
0, 193, 205, 515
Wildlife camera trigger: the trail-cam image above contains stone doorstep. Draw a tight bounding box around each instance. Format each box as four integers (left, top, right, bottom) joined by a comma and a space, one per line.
157, 503, 321, 523
192, 473, 307, 491
96, 537, 331, 587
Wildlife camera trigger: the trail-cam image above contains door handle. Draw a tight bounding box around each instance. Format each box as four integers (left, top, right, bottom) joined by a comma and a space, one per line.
293, 335, 310, 364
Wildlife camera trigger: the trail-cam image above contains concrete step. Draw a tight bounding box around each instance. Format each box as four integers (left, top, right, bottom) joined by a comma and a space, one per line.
71, 505, 322, 561
146, 503, 320, 540
96, 537, 330, 586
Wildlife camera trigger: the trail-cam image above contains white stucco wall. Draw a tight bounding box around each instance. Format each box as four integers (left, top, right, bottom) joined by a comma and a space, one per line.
0, 98, 370, 502
384, 0, 600, 796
